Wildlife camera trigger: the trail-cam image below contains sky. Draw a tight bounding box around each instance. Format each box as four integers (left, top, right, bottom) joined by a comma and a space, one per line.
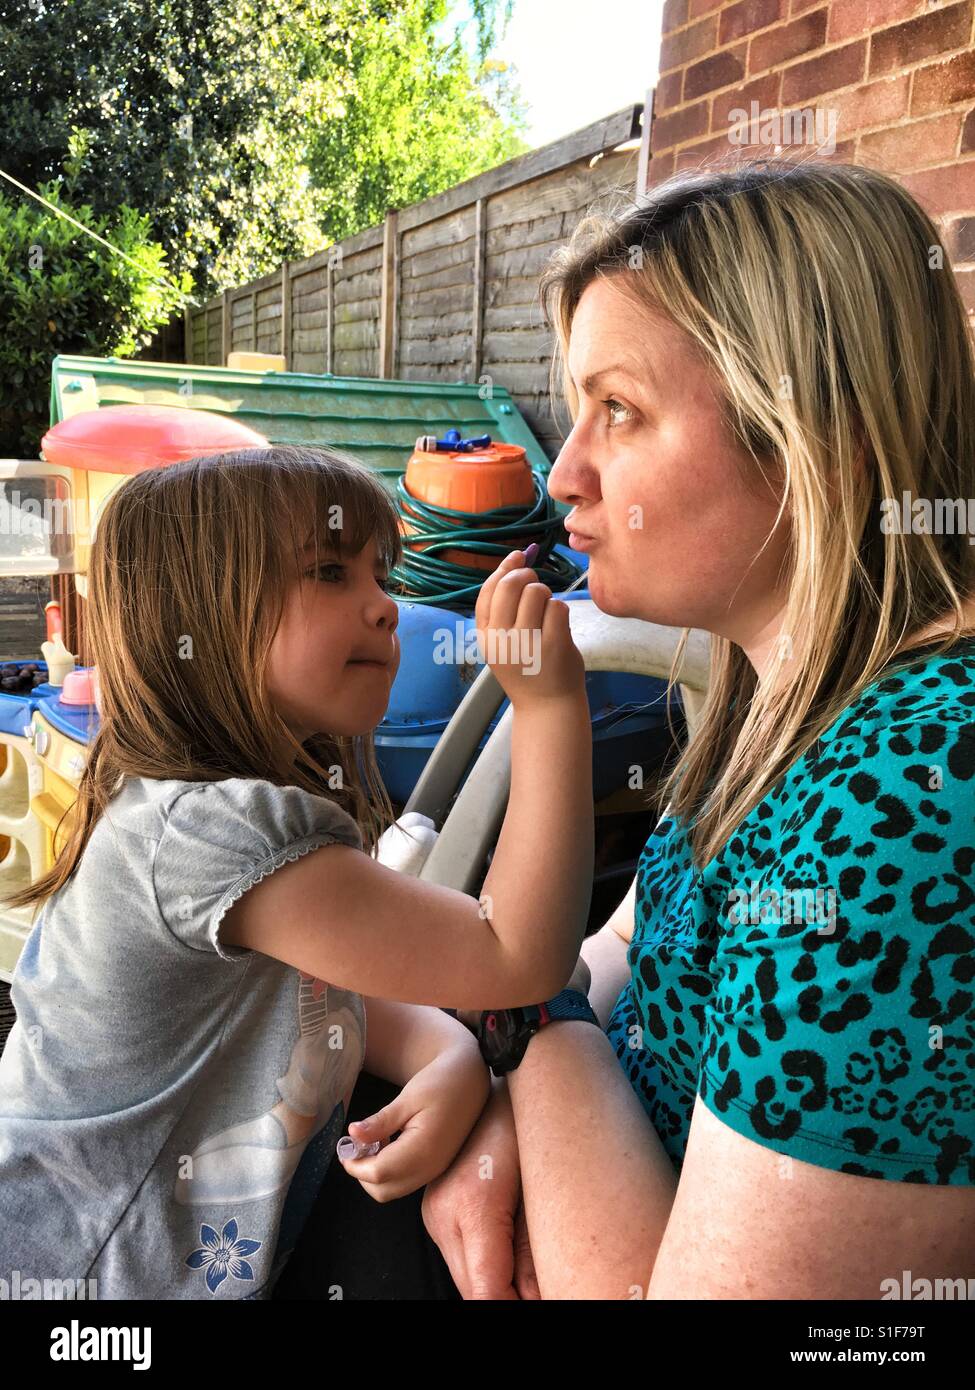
457, 0, 663, 149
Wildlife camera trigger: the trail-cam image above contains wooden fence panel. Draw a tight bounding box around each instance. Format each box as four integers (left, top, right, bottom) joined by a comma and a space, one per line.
164, 104, 644, 457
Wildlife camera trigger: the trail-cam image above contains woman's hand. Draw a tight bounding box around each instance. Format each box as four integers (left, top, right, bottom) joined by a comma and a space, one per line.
337, 1043, 490, 1203
422, 1081, 540, 1299
475, 548, 585, 707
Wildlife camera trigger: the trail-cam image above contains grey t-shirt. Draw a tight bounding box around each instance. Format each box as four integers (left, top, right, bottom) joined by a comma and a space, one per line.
0, 775, 366, 1300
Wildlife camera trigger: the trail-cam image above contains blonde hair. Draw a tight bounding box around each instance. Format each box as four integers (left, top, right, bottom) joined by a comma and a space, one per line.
540, 156, 975, 870
4, 445, 403, 914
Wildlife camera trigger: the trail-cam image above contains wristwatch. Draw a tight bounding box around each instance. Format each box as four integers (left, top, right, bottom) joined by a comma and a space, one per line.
477, 989, 601, 1077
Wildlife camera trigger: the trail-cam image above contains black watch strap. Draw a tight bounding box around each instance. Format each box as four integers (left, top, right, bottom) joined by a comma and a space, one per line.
478, 988, 600, 1077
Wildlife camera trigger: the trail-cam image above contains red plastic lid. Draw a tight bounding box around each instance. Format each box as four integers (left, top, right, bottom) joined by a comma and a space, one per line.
41, 405, 270, 474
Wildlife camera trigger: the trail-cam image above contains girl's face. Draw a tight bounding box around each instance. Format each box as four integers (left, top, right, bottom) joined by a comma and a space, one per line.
546, 276, 792, 677
266, 533, 400, 745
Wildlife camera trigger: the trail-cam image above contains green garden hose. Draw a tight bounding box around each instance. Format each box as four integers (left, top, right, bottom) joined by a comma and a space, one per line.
389, 470, 585, 611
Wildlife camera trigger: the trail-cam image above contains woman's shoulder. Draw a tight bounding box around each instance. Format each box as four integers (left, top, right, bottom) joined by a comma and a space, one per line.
803, 637, 975, 806
696, 637, 975, 887
830, 635, 975, 740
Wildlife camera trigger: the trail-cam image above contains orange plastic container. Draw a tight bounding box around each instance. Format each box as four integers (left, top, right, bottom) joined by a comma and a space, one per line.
401, 442, 534, 572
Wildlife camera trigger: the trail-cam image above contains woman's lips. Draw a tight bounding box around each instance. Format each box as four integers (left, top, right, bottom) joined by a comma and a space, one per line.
567, 532, 597, 552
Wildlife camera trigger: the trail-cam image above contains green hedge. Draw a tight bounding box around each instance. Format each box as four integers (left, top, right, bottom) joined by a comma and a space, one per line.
0, 179, 190, 458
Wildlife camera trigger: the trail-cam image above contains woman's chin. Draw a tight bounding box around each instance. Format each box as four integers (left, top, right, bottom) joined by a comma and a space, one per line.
584, 571, 625, 617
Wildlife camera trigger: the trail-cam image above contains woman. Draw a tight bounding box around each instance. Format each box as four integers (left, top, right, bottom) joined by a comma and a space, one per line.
420, 156, 975, 1299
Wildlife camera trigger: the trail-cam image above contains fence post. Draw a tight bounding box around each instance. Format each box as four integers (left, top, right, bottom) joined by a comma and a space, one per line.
637, 86, 654, 199
472, 196, 487, 382
326, 260, 334, 374
183, 305, 193, 364
281, 260, 292, 367
250, 290, 258, 352
222, 289, 231, 365
379, 210, 398, 378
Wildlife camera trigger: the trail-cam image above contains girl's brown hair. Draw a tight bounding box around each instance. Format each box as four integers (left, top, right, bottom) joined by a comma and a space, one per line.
4, 444, 403, 915
540, 156, 975, 869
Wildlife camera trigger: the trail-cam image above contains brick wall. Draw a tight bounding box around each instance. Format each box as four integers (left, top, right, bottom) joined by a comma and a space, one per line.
650, 0, 975, 315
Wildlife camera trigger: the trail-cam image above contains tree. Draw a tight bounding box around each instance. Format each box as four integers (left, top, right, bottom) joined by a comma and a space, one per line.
0, 0, 522, 297
0, 175, 190, 456
307, 0, 528, 243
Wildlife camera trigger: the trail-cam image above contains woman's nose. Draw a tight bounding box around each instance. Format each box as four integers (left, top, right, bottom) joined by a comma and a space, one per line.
547, 427, 600, 506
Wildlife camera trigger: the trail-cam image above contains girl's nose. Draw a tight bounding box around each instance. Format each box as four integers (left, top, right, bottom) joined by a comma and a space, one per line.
375, 595, 398, 633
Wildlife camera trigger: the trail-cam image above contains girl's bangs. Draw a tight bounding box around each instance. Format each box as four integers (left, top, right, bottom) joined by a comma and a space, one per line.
276, 452, 404, 575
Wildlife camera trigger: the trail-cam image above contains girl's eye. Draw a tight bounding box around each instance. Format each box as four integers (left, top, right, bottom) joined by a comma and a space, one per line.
604, 397, 633, 427
309, 563, 345, 582
309, 563, 391, 593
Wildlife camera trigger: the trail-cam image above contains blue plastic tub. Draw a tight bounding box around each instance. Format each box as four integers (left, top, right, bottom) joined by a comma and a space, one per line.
0, 660, 60, 737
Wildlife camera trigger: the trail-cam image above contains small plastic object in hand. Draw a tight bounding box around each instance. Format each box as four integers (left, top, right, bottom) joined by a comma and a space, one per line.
373, 811, 439, 875
337, 1136, 382, 1161
523, 542, 540, 567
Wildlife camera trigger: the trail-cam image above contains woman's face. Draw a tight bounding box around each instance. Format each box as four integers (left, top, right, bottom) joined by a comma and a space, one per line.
266, 534, 400, 747
547, 276, 792, 674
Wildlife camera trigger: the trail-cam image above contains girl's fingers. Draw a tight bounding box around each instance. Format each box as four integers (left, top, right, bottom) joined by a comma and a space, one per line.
488, 569, 542, 634
338, 1120, 425, 1187
475, 549, 532, 629
513, 581, 552, 634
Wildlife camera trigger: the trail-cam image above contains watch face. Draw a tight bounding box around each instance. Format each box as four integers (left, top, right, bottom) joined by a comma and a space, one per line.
480, 1009, 520, 1066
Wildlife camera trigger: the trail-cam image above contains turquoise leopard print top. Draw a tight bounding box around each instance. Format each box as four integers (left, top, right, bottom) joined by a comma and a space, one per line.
605, 635, 975, 1185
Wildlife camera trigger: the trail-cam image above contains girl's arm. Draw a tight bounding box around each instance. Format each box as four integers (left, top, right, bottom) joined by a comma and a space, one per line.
221, 694, 591, 1009
222, 552, 594, 1010
362, 996, 480, 1086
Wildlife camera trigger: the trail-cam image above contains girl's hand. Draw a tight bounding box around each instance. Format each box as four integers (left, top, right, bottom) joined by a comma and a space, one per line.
337, 1045, 491, 1203
474, 548, 585, 708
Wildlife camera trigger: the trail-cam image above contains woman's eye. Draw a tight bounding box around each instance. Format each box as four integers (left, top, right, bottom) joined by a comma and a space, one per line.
604, 397, 632, 427
311, 563, 345, 582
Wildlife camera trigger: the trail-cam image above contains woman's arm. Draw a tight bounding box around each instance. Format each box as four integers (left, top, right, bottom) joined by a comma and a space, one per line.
421, 876, 640, 1298
507, 1026, 975, 1299
496, 872, 681, 1300
581, 873, 637, 1026
645, 1098, 975, 1298
506, 1017, 679, 1299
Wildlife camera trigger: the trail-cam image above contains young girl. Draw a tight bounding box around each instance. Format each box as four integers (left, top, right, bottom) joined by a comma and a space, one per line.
0, 444, 594, 1299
